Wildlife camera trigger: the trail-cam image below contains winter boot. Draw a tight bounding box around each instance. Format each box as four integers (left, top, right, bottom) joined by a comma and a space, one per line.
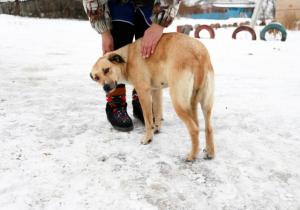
132, 89, 144, 124
106, 84, 133, 131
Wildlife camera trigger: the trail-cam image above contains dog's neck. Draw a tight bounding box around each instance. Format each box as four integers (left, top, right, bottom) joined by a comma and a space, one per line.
114, 45, 130, 82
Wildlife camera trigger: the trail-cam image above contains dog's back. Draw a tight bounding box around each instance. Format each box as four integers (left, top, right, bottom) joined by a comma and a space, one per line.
129, 33, 213, 90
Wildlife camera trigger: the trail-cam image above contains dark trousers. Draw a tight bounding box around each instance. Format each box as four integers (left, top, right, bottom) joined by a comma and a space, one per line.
111, 9, 150, 49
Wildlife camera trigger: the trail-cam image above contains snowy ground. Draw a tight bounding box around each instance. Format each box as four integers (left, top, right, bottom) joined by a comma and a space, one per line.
0, 15, 300, 210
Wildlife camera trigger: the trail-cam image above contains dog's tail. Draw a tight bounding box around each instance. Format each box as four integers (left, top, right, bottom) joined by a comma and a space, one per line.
170, 57, 214, 112
199, 69, 214, 109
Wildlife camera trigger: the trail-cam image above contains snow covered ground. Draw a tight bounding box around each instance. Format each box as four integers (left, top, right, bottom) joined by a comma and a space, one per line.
0, 15, 300, 210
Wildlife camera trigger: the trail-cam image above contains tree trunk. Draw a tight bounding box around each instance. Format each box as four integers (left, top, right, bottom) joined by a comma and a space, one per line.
15, 0, 20, 15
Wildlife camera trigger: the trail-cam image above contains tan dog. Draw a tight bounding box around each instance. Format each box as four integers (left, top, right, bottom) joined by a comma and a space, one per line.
90, 32, 215, 161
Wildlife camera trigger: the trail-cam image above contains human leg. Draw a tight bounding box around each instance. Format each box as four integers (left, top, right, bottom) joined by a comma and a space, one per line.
104, 2, 136, 131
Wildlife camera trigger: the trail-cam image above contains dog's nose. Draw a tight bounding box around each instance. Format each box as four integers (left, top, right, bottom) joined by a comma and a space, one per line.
103, 84, 111, 93
90, 73, 94, 80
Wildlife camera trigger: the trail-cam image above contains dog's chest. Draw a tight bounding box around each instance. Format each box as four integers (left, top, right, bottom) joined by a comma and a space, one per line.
151, 79, 168, 89
149, 68, 169, 89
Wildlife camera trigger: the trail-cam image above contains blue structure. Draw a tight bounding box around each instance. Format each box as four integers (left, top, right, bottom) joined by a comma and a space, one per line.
188, 3, 255, 20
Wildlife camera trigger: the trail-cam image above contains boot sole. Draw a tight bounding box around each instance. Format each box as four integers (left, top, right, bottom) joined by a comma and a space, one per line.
111, 124, 134, 132
106, 113, 134, 132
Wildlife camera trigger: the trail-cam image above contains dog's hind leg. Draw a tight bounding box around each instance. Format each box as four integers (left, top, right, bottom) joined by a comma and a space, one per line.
173, 102, 199, 161
191, 93, 199, 127
152, 89, 163, 134
201, 103, 214, 159
170, 90, 199, 161
200, 71, 215, 159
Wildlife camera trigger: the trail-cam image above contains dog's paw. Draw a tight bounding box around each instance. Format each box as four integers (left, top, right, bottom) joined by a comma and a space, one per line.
154, 126, 160, 134
185, 153, 196, 162
203, 149, 215, 160
141, 138, 152, 145
153, 120, 162, 134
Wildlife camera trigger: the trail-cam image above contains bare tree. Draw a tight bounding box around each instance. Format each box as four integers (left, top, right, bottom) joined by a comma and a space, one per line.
15, 0, 20, 15
260, 0, 276, 23
271, 0, 276, 18
0, 0, 86, 19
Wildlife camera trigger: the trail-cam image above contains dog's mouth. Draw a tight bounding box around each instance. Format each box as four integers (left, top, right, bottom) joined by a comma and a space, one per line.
103, 81, 118, 93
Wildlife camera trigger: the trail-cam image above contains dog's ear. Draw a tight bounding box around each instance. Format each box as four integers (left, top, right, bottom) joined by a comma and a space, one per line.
108, 53, 125, 64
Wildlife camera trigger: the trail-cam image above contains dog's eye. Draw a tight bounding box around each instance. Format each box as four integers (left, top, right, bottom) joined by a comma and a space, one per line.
102, 68, 110, 75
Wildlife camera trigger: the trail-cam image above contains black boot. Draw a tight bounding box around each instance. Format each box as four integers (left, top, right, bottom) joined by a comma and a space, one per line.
106, 85, 133, 131
132, 89, 144, 124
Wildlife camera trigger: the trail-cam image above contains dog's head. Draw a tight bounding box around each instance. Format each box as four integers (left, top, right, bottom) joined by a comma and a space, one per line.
90, 53, 126, 94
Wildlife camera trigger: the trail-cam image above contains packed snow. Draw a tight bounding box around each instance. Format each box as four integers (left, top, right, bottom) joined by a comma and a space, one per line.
0, 15, 300, 210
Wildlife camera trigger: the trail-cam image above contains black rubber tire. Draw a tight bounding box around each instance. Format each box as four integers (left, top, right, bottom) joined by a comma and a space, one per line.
232, 26, 257, 40
260, 22, 287, 42
194, 25, 215, 39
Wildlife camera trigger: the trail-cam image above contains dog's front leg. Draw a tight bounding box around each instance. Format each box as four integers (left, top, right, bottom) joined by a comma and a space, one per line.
137, 88, 154, 144
152, 89, 163, 133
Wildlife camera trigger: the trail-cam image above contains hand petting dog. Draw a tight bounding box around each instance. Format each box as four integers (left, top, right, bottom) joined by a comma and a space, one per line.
141, 24, 164, 58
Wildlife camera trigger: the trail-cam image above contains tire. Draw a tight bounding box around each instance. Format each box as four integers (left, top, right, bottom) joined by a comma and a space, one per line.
177, 24, 193, 35
232, 26, 257, 40
260, 22, 287, 42
194, 25, 215, 39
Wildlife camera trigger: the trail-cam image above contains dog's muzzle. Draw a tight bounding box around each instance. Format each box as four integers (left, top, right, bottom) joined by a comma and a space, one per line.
103, 81, 118, 93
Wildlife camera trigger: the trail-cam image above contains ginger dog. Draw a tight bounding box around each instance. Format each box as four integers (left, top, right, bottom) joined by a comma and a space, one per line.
90, 32, 215, 161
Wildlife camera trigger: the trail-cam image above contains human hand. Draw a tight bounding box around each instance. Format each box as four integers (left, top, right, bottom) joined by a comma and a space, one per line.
141, 24, 164, 58
101, 31, 114, 55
